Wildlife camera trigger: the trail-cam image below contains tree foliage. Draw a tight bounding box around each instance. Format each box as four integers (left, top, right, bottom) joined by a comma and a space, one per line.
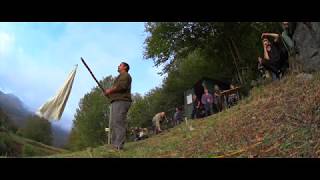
0, 108, 17, 132
18, 115, 53, 145
127, 89, 166, 129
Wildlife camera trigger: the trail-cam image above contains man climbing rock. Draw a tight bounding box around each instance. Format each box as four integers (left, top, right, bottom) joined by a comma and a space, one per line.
259, 33, 287, 80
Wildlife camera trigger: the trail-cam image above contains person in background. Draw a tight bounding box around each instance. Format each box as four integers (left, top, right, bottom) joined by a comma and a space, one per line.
201, 89, 214, 117
213, 85, 222, 113
173, 106, 183, 126
152, 112, 167, 134
191, 95, 201, 119
259, 33, 286, 80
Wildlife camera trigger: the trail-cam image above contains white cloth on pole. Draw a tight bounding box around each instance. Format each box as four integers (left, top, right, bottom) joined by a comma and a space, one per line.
36, 65, 77, 121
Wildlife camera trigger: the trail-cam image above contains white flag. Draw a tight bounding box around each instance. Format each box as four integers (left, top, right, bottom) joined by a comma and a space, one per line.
36, 65, 77, 121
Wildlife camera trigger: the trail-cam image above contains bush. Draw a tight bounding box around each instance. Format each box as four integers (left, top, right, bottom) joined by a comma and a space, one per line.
21, 144, 42, 157
19, 116, 53, 145
0, 133, 18, 157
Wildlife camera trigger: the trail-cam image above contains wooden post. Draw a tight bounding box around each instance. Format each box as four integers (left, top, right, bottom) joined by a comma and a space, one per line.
108, 105, 112, 144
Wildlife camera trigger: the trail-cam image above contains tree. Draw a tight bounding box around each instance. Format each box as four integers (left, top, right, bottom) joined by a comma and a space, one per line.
0, 108, 17, 132
18, 115, 53, 145
127, 93, 148, 128
127, 86, 173, 130
67, 76, 113, 151
144, 22, 217, 74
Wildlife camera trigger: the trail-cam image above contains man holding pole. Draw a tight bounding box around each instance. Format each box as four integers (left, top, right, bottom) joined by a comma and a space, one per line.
104, 62, 132, 150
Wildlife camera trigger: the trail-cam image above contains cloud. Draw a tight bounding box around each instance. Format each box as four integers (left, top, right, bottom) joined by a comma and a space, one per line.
0, 31, 14, 58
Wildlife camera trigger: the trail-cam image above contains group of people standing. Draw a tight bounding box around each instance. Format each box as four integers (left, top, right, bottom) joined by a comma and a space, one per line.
191, 84, 239, 119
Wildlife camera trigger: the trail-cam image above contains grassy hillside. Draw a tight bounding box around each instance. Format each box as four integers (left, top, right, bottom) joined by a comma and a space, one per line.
0, 130, 68, 157
51, 73, 320, 158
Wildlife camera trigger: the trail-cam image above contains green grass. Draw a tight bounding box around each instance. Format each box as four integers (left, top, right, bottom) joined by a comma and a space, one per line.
51, 72, 320, 158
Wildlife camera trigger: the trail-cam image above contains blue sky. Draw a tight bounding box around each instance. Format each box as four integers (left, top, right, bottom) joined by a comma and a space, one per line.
0, 22, 164, 131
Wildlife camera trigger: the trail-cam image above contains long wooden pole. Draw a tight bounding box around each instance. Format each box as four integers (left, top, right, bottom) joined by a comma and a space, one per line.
80, 57, 109, 98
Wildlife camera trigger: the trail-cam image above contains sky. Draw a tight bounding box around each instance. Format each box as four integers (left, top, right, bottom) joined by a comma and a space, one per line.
0, 22, 164, 131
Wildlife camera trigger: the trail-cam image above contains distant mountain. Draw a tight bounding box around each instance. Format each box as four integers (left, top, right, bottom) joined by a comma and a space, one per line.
0, 90, 69, 148
0, 90, 32, 127
51, 123, 69, 148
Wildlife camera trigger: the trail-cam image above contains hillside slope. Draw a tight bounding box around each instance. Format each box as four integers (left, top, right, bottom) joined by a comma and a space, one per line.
0, 90, 70, 148
0, 129, 68, 157
52, 73, 320, 158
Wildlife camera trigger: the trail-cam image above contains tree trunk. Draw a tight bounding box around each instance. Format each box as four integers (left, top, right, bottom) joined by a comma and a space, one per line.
230, 37, 245, 84
230, 37, 244, 65
227, 40, 243, 84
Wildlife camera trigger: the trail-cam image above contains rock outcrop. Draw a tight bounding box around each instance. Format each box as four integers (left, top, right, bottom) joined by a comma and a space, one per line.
293, 22, 320, 72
